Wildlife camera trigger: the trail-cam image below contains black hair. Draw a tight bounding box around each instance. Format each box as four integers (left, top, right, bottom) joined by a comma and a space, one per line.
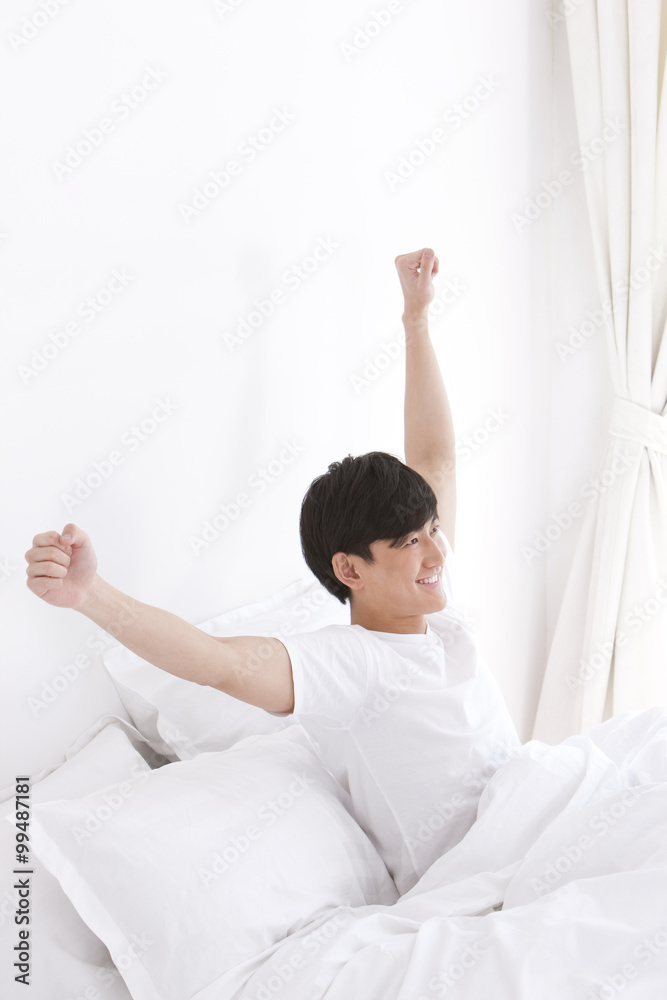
299, 450, 438, 605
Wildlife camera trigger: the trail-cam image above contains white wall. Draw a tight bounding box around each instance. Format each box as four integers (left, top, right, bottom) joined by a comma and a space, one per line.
2, 0, 604, 787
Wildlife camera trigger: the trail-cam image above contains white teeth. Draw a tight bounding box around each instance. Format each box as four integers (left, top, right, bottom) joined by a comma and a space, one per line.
417, 574, 439, 584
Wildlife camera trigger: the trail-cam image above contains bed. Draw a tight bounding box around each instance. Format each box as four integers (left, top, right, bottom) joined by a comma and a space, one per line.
3, 576, 667, 999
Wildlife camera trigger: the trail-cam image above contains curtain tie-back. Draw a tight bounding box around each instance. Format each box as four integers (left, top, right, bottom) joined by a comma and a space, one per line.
609, 397, 667, 455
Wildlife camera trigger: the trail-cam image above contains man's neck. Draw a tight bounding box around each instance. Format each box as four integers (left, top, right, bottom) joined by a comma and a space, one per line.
349, 606, 428, 634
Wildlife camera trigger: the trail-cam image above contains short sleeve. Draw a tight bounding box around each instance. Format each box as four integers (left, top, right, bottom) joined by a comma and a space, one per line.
276, 624, 370, 724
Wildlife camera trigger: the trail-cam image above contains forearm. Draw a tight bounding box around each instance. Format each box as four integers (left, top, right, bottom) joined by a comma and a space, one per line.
403, 310, 456, 469
79, 575, 226, 688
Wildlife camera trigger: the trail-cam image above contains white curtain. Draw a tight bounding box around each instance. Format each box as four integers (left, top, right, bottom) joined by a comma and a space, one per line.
533, 0, 667, 743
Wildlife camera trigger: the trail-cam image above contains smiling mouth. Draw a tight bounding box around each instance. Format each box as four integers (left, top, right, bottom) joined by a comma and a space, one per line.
416, 573, 440, 587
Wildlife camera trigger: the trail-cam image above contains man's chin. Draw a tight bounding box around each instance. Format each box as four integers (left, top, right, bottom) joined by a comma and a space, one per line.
419, 590, 448, 612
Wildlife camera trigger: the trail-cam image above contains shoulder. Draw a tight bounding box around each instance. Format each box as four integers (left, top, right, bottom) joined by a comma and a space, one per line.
280, 622, 359, 643
277, 622, 369, 661
278, 623, 371, 717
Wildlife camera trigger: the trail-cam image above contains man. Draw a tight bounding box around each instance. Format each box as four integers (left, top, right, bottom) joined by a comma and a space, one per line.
25, 248, 520, 894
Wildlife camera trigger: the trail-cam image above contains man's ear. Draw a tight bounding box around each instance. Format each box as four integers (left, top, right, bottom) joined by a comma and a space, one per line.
331, 552, 365, 593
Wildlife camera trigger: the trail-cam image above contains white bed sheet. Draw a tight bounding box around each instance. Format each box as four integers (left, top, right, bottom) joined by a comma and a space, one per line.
195, 706, 667, 1000
4, 698, 666, 1000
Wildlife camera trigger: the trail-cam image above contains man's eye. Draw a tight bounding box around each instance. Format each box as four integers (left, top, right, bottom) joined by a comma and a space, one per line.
406, 526, 439, 546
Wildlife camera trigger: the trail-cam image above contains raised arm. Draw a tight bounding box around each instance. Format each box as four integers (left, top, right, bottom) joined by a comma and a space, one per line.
395, 248, 457, 549
24, 524, 294, 713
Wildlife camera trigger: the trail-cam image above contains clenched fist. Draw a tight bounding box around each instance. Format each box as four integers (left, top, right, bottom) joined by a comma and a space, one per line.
395, 248, 439, 319
25, 523, 98, 609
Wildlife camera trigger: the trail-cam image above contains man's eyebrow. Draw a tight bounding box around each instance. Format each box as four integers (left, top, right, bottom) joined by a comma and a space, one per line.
390, 516, 439, 548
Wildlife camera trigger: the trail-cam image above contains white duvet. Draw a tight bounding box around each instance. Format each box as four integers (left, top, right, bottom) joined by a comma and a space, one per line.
4, 706, 667, 999
207, 706, 667, 1000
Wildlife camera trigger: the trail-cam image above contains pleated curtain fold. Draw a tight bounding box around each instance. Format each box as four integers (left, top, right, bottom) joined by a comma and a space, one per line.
533, 0, 667, 742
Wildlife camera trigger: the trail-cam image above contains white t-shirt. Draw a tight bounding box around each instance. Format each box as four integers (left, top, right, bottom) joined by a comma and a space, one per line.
278, 533, 521, 895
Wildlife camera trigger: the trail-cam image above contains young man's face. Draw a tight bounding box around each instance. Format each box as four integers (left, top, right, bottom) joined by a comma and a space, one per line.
339, 516, 448, 631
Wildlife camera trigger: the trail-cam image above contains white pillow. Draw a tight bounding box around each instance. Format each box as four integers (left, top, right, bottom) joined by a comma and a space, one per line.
28, 726, 398, 1000
102, 577, 349, 758
0, 717, 163, 1000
